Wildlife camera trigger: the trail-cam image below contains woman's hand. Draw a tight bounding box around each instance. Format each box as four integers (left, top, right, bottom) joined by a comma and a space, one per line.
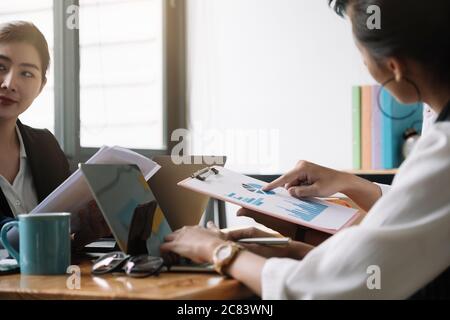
263, 160, 348, 198
236, 161, 347, 240
71, 200, 112, 252
236, 208, 298, 238
160, 223, 227, 264
223, 224, 314, 259
236, 208, 332, 246
224, 225, 281, 240
262, 160, 382, 211
160, 222, 314, 263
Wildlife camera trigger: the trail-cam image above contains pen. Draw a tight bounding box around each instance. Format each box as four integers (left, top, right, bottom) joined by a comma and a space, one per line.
237, 237, 291, 246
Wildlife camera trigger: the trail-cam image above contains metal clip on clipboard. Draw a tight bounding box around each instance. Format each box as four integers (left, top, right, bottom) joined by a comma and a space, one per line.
191, 167, 219, 181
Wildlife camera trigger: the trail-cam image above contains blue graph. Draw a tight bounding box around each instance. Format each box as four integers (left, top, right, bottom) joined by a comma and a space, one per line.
277, 199, 327, 222
227, 193, 264, 206
242, 183, 275, 195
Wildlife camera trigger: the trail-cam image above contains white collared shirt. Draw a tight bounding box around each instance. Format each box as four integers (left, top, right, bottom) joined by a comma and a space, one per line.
0, 126, 39, 216
261, 121, 450, 299
423, 104, 438, 134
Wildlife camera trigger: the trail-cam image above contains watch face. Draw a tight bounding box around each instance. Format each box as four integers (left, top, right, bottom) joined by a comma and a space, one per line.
217, 244, 233, 260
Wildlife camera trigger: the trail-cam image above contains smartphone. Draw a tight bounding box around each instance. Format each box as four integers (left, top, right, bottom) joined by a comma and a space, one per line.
237, 237, 291, 245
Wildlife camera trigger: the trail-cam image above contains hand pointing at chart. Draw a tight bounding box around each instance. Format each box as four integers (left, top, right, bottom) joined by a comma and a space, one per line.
236, 160, 383, 243
238, 161, 349, 240
178, 163, 370, 244
262, 161, 347, 198
262, 160, 382, 213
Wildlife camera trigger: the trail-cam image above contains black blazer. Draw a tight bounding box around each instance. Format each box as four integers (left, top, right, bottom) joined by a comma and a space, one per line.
0, 120, 70, 229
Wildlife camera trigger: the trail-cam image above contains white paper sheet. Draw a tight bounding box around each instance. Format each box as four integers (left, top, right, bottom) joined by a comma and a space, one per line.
178, 166, 359, 234
31, 146, 160, 214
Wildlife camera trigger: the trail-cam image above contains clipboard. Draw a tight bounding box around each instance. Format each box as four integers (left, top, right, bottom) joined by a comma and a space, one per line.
179, 166, 359, 234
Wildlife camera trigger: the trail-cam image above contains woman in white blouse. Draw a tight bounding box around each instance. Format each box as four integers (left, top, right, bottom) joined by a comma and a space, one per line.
160, 0, 450, 299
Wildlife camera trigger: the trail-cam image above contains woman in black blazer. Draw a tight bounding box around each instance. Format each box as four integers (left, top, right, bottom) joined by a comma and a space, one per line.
0, 21, 109, 251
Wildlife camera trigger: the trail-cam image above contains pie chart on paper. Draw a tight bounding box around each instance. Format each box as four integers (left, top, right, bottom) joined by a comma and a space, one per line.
242, 183, 275, 195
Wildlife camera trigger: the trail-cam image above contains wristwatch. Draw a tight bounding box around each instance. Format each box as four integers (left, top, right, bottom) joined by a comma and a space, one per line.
212, 242, 244, 275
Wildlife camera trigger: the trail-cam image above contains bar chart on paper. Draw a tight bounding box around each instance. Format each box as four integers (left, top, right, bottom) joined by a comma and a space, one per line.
278, 200, 327, 222
178, 166, 359, 234
227, 193, 265, 206
242, 183, 275, 195
227, 183, 277, 206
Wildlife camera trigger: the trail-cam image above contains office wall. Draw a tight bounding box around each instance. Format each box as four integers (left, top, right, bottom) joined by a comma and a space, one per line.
186, 0, 375, 227
187, 0, 374, 174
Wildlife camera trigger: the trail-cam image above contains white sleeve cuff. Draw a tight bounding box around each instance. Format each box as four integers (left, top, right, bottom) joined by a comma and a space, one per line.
261, 258, 302, 300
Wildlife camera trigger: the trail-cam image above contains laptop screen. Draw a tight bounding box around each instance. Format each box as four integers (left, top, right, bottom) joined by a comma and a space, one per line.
80, 164, 156, 253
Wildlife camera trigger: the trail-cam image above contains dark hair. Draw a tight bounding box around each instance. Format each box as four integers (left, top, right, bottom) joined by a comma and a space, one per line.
328, 0, 450, 84
0, 21, 50, 81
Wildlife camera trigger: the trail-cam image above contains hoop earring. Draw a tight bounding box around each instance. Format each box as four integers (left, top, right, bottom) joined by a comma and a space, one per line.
377, 76, 422, 121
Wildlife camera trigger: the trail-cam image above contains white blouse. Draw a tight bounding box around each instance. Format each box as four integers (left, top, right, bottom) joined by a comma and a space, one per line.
261, 121, 450, 299
0, 126, 39, 216
423, 104, 438, 134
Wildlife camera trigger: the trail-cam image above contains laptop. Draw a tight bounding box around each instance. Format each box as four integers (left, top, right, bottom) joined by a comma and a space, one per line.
80, 164, 155, 254
149, 155, 226, 231
80, 156, 226, 272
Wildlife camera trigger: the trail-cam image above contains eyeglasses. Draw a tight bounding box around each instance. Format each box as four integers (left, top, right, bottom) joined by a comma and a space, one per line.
92, 252, 165, 278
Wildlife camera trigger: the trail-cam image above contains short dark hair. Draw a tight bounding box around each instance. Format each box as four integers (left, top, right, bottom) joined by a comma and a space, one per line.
0, 21, 50, 81
328, 0, 450, 84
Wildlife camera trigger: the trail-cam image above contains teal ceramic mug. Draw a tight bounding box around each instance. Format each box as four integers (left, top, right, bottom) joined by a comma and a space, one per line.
0, 213, 71, 275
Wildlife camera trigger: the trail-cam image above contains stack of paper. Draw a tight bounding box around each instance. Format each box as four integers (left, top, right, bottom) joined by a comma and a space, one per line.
31, 146, 160, 214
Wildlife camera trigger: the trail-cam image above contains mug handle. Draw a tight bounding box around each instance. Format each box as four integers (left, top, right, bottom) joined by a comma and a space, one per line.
0, 221, 20, 262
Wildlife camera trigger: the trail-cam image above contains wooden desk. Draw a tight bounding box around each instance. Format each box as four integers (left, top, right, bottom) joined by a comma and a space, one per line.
0, 259, 254, 300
